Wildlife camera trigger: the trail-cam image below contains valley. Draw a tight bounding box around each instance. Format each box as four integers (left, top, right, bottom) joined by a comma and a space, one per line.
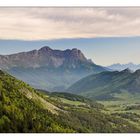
67, 68, 140, 131
0, 70, 140, 132
99, 92, 140, 129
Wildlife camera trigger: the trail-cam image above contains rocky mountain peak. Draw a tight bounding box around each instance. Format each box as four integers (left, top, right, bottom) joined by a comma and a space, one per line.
69, 48, 86, 61
38, 46, 53, 52
0, 46, 99, 70
121, 68, 132, 73
37, 47, 86, 60
71, 48, 81, 54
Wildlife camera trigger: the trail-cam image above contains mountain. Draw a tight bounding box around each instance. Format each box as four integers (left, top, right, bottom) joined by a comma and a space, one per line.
0, 46, 106, 91
67, 69, 140, 100
107, 63, 140, 71
0, 70, 139, 133
0, 46, 89, 69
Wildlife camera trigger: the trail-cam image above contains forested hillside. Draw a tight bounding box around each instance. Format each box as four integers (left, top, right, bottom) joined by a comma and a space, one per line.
0, 70, 139, 133
67, 69, 140, 100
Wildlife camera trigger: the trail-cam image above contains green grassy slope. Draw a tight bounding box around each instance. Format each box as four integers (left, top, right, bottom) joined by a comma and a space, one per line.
0, 70, 139, 133
99, 92, 140, 129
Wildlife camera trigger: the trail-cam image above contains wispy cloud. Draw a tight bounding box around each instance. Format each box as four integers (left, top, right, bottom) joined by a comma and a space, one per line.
0, 8, 140, 40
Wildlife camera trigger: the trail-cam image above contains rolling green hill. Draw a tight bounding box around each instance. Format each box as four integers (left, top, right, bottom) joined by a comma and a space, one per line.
0, 70, 140, 133
67, 69, 140, 100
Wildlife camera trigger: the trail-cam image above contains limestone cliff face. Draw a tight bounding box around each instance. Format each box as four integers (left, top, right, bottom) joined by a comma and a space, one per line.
0, 46, 91, 69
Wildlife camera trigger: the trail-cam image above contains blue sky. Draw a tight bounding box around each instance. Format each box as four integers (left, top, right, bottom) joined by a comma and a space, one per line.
0, 37, 140, 66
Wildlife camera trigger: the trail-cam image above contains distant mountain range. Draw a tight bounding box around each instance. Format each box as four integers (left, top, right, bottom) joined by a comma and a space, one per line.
0, 46, 106, 91
107, 63, 140, 71
67, 68, 140, 100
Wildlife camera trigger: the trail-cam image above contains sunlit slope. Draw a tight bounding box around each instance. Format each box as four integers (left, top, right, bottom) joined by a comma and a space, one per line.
0, 70, 139, 133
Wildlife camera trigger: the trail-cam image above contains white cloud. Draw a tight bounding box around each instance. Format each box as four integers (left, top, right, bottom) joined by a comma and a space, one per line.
0, 8, 140, 40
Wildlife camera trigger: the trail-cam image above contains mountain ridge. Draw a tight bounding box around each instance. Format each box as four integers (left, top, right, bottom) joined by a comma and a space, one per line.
0, 46, 106, 91
67, 69, 140, 100
0, 46, 90, 69
107, 62, 140, 71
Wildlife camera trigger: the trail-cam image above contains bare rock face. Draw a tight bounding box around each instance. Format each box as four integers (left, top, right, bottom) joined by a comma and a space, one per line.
0, 46, 90, 69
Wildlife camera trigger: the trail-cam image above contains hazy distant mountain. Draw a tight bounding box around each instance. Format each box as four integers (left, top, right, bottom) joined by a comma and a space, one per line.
67, 68, 140, 100
0, 46, 106, 91
107, 63, 140, 71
